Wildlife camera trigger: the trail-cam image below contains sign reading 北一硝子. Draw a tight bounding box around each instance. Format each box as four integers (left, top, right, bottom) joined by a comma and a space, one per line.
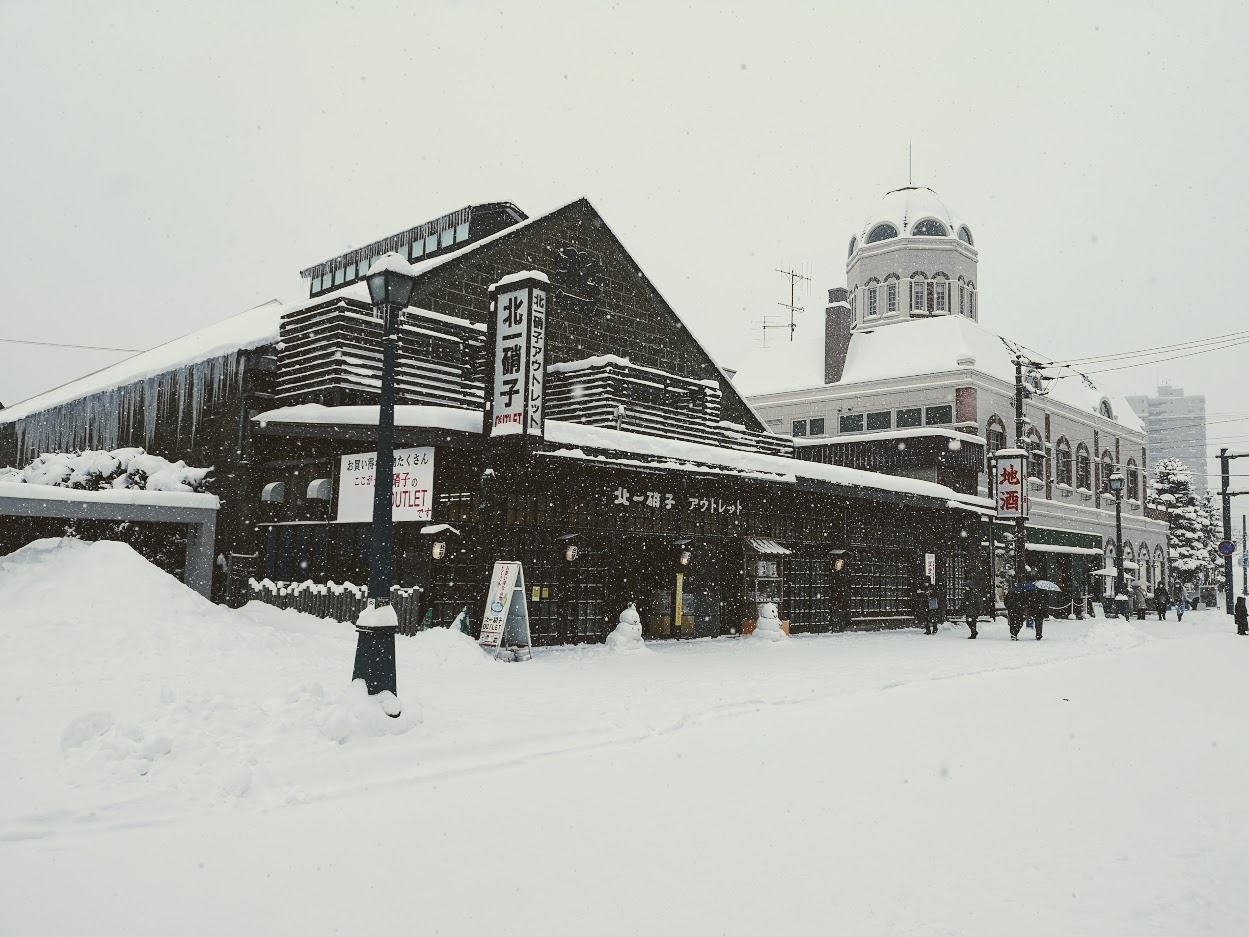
336, 447, 435, 523
489, 272, 548, 439
994, 449, 1028, 519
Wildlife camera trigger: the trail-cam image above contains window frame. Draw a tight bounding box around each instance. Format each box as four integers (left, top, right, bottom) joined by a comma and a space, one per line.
792, 419, 808, 437
924, 405, 953, 426
839, 414, 865, 434
897, 407, 922, 428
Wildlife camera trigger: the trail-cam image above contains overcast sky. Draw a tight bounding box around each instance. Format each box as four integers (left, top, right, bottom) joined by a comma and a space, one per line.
2, 1, 1247, 481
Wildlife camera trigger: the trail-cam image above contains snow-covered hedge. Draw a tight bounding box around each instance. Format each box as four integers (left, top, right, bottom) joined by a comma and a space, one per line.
0, 447, 212, 493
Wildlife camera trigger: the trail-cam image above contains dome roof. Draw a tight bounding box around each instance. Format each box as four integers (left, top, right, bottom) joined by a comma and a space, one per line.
855, 185, 974, 249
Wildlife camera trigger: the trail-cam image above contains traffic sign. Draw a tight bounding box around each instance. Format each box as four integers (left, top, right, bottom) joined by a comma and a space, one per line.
1217, 540, 1236, 557
1242, 553, 1249, 569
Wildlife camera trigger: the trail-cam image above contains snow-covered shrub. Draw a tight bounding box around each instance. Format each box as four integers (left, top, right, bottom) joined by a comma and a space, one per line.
0, 447, 212, 493
1147, 458, 1217, 586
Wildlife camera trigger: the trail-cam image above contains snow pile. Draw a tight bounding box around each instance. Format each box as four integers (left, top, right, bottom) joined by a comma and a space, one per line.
1081, 618, 1150, 652
0, 447, 212, 492
405, 624, 492, 669
605, 603, 646, 651
750, 601, 787, 641
316, 680, 420, 745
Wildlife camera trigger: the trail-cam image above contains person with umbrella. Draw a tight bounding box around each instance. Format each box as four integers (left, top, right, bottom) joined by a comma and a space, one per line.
1005, 579, 1034, 641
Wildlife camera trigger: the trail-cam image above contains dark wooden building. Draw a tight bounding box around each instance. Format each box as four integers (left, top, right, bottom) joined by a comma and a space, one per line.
1, 198, 990, 641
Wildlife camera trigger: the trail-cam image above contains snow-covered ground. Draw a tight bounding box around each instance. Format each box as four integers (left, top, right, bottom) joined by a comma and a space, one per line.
2, 538, 1247, 936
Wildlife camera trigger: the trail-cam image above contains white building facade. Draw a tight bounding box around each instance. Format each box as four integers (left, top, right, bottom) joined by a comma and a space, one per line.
747, 186, 1171, 605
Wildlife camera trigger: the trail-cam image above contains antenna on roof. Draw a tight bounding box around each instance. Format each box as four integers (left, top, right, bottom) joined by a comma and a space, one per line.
760, 263, 812, 343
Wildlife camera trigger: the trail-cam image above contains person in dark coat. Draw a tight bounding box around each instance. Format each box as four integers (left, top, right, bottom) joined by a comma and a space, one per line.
1030, 587, 1049, 640
1005, 584, 1028, 641
1153, 582, 1169, 620
1173, 582, 1187, 622
962, 584, 979, 639
1236, 596, 1248, 636
926, 583, 941, 635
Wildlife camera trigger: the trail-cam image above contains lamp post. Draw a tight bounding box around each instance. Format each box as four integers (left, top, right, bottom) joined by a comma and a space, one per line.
1108, 471, 1126, 618
352, 252, 417, 707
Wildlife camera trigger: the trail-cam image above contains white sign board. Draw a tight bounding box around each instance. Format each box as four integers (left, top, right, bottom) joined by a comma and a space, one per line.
490, 278, 548, 438
994, 451, 1028, 519
479, 560, 532, 659
924, 553, 936, 584
336, 446, 435, 523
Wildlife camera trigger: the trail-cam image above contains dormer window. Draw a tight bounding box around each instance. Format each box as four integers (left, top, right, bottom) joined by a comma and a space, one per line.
848, 237, 857, 257
911, 218, 949, 237
1099, 399, 1115, 419
866, 223, 898, 244
958, 226, 974, 246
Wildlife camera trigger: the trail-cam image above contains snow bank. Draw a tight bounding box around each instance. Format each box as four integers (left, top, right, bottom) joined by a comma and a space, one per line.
1080, 618, 1150, 651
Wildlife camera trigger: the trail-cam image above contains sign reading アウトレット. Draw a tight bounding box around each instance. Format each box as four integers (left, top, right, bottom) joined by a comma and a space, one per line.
994, 449, 1028, 519
490, 273, 548, 438
336, 447, 435, 523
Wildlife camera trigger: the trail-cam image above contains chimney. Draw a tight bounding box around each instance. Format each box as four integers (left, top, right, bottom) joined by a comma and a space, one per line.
824, 287, 852, 384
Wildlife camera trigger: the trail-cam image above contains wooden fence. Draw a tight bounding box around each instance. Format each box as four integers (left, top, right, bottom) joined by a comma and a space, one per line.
247, 578, 461, 636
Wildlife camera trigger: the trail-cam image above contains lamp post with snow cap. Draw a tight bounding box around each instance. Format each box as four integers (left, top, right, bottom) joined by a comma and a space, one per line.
1108, 471, 1126, 618
351, 252, 417, 712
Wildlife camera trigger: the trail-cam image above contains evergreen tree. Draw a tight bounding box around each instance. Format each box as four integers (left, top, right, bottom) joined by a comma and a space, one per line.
1199, 490, 1227, 589
1146, 459, 1212, 585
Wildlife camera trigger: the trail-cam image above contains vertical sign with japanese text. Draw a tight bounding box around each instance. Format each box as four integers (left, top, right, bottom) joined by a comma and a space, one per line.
994, 449, 1028, 519
489, 273, 548, 439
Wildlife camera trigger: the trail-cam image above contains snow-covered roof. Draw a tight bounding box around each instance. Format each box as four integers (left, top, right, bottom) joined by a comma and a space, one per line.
254, 404, 482, 435
0, 300, 283, 426
0, 480, 218, 511
835, 316, 1144, 433
794, 426, 986, 446
856, 186, 971, 245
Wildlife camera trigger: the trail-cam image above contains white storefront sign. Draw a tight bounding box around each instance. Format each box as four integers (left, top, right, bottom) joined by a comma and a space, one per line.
994, 449, 1028, 519
479, 560, 532, 659
490, 274, 548, 438
924, 552, 936, 583
336, 446, 435, 523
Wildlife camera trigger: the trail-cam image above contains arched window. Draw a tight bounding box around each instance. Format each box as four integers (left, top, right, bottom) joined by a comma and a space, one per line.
1075, 443, 1091, 490
932, 273, 950, 313
1027, 429, 1046, 481
1099, 399, 1115, 419
911, 218, 949, 237
848, 236, 857, 258
1056, 439, 1073, 486
958, 225, 974, 246
910, 272, 928, 312
865, 278, 880, 317
966, 282, 977, 319
867, 223, 898, 244
1139, 543, 1152, 586
986, 415, 1007, 455
1124, 542, 1136, 572
1155, 545, 1166, 585
1126, 459, 1140, 501
1100, 452, 1115, 494
884, 273, 900, 314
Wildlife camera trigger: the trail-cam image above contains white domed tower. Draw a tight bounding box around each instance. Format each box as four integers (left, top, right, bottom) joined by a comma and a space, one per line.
825, 185, 978, 382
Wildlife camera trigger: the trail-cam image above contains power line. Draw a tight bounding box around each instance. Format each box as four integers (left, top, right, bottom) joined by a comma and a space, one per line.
1081, 337, 1249, 375
1045, 328, 1249, 368
0, 336, 144, 354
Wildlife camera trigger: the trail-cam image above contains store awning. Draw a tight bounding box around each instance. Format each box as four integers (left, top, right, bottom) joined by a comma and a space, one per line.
746, 538, 792, 555
1024, 543, 1103, 557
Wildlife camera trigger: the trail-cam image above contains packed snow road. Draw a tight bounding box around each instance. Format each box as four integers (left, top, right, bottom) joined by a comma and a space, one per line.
1, 539, 1246, 935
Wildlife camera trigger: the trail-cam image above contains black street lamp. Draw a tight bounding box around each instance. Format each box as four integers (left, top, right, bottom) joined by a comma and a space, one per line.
352, 252, 417, 709
1108, 471, 1126, 618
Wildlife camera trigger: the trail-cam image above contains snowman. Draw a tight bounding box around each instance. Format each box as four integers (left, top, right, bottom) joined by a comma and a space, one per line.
606, 602, 646, 650
751, 601, 786, 641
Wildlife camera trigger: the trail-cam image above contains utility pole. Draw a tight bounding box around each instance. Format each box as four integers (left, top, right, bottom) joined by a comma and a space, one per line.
1222, 448, 1234, 614
1242, 514, 1247, 598
1013, 355, 1028, 583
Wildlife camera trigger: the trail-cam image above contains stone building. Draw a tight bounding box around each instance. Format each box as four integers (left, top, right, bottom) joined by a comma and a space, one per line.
745, 185, 1171, 608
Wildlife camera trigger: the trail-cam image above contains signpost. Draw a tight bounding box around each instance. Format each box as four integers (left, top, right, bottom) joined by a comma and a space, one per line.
479, 560, 533, 661
487, 272, 548, 440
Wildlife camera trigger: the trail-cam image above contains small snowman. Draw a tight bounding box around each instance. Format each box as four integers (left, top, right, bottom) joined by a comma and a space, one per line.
751, 602, 786, 641
606, 602, 646, 650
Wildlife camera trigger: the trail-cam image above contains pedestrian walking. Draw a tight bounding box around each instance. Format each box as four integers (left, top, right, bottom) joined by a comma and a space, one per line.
926, 583, 940, 635
1131, 581, 1148, 621
962, 584, 979, 639
1005, 583, 1028, 641
1173, 582, 1187, 622
1236, 596, 1248, 636
1030, 586, 1049, 640
1153, 582, 1170, 621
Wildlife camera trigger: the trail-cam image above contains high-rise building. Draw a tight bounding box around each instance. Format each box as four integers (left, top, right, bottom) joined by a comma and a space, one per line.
1125, 386, 1208, 495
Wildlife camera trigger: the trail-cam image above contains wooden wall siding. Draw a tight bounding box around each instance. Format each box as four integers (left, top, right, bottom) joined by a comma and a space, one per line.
276, 300, 485, 410
404, 198, 765, 431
